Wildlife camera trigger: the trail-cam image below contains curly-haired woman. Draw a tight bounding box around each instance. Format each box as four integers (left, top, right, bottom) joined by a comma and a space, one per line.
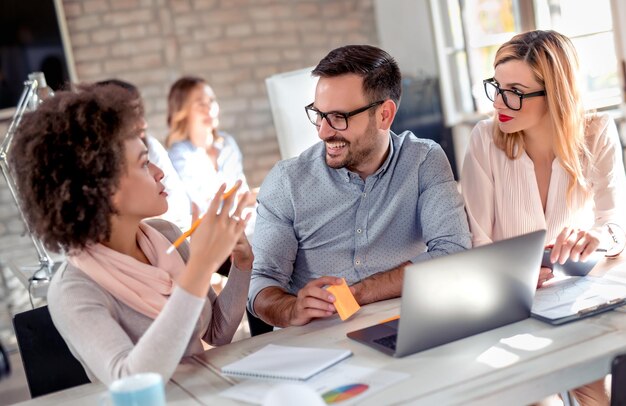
9, 83, 253, 385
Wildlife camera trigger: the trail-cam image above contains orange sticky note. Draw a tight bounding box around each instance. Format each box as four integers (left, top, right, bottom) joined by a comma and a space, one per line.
327, 278, 360, 321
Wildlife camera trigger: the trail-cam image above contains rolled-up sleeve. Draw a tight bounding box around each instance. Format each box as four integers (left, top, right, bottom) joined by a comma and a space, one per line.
248, 164, 299, 316
411, 143, 472, 263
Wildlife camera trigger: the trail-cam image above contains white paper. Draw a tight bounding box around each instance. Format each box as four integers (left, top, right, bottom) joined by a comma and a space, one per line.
602, 262, 626, 285
220, 364, 410, 405
532, 276, 626, 319
221, 344, 352, 381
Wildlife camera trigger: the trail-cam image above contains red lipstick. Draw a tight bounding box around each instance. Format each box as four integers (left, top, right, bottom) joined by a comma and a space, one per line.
499, 114, 513, 122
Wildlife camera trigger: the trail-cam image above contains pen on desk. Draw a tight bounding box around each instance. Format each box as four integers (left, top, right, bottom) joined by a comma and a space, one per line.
577, 304, 602, 316
576, 298, 625, 316
165, 185, 238, 255
545, 245, 607, 253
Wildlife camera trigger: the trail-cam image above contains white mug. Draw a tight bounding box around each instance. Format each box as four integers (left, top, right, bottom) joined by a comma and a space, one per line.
100, 372, 166, 406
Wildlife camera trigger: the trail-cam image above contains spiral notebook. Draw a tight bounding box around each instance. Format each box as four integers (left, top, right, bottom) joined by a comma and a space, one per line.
221, 344, 352, 381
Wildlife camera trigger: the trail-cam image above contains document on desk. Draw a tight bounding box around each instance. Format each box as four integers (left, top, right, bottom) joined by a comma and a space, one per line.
220, 364, 409, 405
531, 276, 626, 325
221, 344, 352, 381
602, 262, 626, 285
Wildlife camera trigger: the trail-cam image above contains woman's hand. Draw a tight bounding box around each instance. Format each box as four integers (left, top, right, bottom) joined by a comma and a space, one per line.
537, 267, 554, 288
550, 227, 601, 264
190, 182, 251, 267
181, 182, 250, 296
232, 233, 253, 271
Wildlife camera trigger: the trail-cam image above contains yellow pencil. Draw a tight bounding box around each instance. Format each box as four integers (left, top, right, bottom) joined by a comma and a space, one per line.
166, 184, 238, 255
221, 184, 238, 200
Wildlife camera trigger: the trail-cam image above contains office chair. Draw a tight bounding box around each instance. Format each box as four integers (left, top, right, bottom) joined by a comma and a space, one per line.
13, 305, 90, 398
247, 309, 273, 336
0, 341, 10, 380
612, 353, 626, 406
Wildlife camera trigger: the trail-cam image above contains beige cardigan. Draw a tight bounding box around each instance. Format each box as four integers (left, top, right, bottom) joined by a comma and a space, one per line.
48, 219, 250, 385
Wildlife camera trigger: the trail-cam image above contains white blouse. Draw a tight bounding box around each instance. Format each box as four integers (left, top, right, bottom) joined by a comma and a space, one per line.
461, 113, 626, 247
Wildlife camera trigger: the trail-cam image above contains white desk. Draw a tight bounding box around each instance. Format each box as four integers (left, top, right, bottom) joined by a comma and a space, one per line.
14, 258, 626, 406
185, 302, 626, 405
11, 378, 201, 405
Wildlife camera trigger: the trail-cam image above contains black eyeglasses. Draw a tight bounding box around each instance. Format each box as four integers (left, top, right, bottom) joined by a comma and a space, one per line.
483, 78, 546, 111
304, 100, 384, 131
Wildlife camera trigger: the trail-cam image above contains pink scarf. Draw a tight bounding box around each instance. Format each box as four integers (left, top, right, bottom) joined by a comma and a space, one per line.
68, 222, 187, 319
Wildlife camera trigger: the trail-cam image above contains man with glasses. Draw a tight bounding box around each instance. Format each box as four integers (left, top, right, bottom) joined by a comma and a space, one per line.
248, 45, 471, 327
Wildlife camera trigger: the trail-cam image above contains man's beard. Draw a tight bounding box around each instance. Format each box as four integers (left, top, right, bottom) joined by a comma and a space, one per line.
324, 122, 378, 171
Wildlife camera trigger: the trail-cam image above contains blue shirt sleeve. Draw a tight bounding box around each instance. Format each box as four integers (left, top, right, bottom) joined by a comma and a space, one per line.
248, 163, 298, 316
412, 143, 471, 263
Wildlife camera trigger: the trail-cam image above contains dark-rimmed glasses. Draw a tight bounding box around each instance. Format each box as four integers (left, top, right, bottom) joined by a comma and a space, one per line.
483, 78, 546, 111
304, 100, 384, 131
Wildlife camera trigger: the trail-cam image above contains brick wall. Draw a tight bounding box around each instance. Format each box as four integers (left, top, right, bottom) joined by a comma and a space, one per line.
0, 0, 378, 272
0, 0, 379, 269
63, 0, 379, 188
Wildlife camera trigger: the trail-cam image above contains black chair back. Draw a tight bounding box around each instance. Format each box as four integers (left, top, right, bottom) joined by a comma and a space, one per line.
612, 353, 626, 406
13, 305, 90, 397
0, 341, 10, 380
246, 309, 273, 336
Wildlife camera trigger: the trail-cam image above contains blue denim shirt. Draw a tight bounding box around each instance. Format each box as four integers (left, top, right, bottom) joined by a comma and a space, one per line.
249, 131, 471, 314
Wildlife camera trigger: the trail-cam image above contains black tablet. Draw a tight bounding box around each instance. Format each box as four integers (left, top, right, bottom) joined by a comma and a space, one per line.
541, 248, 602, 277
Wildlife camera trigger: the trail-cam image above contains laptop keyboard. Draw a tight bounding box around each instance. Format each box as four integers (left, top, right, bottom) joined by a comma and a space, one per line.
373, 334, 397, 350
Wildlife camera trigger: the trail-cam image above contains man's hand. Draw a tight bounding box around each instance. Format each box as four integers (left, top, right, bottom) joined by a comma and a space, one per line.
288, 276, 343, 326
254, 276, 344, 327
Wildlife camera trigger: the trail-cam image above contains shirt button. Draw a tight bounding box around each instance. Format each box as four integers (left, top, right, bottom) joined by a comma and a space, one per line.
355, 259, 361, 265
362, 193, 366, 198
356, 229, 362, 233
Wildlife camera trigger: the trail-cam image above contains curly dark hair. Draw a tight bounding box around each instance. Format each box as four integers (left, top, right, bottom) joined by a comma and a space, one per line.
8, 83, 141, 253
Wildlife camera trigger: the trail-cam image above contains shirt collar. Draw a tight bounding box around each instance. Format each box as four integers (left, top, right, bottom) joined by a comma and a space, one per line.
373, 134, 395, 176
335, 132, 395, 181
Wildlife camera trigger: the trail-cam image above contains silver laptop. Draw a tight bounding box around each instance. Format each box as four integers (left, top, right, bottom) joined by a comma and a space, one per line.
347, 230, 546, 357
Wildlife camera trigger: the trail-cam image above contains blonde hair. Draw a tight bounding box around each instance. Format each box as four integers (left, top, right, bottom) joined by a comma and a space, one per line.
492, 30, 590, 202
165, 76, 206, 148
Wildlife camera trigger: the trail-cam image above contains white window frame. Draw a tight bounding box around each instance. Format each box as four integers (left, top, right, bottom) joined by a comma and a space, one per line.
430, 0, 625, 127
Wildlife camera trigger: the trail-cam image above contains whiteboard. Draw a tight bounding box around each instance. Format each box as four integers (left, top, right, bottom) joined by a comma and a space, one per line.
265, 67, 320, 160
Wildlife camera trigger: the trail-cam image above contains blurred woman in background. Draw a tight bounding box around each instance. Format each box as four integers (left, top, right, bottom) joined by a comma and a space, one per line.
166, 76, 251, 214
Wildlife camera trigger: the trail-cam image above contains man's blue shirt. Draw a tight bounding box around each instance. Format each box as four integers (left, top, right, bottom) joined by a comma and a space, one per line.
249, 131, 471, 315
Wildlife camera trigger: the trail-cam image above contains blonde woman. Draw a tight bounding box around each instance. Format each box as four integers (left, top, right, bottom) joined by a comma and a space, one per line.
166, 77, 250, 214
461, 30, 625, 405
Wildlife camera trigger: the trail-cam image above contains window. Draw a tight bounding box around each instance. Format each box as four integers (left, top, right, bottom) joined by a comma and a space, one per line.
536, 0, 620, 109
430, 0, 621, 125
